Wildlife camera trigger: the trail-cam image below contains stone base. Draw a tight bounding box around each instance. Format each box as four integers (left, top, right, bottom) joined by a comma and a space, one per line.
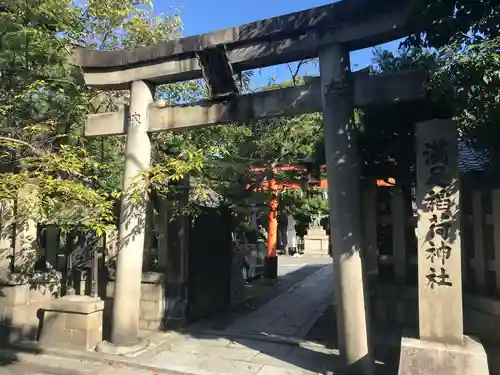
303, 234, 329, 256
95, 337, 149, 355
139, 272, 165, 331
398, 336, 490, 375
107, 273, 166, 332
264, 256, 278, 279
39, 295, 104, 351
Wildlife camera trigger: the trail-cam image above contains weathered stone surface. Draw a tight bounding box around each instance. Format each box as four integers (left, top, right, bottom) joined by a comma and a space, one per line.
303, 226, 329, 256
107, 274, 166, 333
39, 296, 104, 351
86, 71, 427, 137
141, 283, 162, 302
49, 295, 104, 314
319, 43, 372, 373
106, 280, 115, 298
2, 305, 29, 326
73, 0, 415, 89
303, 236, 329, 256
140, 301, 161, 321
306, 226, 327, 237
139, 319, 161, 331
29, 282, 60, 303
416, 119, 463, 345
0, 283, 29, 306
398, 336, 489, 375
0, 319, 39, 345
95, 337, 149, 355
64, 310, 101, 330
110, 80, 154, 346
141, 272, 164, 284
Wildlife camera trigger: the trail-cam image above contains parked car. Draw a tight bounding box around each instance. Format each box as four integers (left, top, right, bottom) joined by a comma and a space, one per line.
232, 227, 267, 281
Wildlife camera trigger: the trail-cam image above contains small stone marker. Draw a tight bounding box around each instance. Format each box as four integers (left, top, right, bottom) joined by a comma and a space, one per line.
416, 119, 463, 344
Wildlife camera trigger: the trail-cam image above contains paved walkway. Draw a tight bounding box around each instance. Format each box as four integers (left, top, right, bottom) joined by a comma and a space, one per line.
224, 264, 334, 338
0, 258, 343, 375
129, 263, 339, 375
0, 351, 178, 375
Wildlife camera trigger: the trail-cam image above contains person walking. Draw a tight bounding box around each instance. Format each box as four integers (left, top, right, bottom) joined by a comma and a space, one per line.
286, 214, 299, 257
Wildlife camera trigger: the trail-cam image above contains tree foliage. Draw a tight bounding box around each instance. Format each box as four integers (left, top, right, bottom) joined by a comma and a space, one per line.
0, 0, 326, 242
0, 0, 207, 235
409, 0, 500, 49
405, 0, 500, 171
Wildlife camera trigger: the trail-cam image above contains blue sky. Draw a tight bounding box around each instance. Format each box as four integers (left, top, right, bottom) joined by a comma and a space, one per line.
154, 0, 403, 88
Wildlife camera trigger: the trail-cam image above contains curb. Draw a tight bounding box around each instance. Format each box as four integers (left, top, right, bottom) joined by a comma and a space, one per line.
0, 331, 333, 375
0, 342, 195, 375
193, 328, 331, 351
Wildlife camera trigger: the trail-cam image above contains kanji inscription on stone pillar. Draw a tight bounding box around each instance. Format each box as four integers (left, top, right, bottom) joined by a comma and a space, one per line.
416, 119, 463, 345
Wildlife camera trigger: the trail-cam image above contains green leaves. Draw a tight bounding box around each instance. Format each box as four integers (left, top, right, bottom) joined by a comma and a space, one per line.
408, 0, 500, 49
0, 0, 193, 236
435, 38, 500, 164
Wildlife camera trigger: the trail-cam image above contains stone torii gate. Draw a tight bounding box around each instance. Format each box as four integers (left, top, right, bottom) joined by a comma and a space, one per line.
71, 0, 488, 374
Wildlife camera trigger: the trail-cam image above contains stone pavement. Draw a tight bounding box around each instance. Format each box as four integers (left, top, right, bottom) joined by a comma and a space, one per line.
1, 257, 349, 375
0, 351, 178, 375
223, 263, 334, 338
124, 263, 339, 375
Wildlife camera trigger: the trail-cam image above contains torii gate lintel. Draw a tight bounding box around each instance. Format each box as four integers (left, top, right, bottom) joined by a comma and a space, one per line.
76, 1, 427, 372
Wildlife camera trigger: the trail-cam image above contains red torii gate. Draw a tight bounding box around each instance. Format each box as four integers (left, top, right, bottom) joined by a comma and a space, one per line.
247, 164, 326, 278
248, 165, 395, 278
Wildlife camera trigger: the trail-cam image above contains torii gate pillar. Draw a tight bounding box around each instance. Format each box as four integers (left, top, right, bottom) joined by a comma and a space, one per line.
319, 44, 373, 374
110, 80, 154, 347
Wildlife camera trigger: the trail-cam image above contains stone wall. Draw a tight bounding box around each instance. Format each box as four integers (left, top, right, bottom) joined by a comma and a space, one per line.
39, 295, 104, 351
369, 283, 418, 329
0, 278, 60, 345
106, 272, 165, 332
139, 273, 165, 331
370, 283, 500, 345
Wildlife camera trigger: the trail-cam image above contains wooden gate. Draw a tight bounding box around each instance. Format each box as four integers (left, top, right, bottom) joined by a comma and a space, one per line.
187, 207, 233, 321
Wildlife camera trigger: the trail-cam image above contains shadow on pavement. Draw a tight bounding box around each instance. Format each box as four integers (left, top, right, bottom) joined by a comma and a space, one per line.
137, 260, 393, 374
161, 329, 391, 375
307, 305, 403, 375
0, 315, 44, 371
191, 262, 327, 331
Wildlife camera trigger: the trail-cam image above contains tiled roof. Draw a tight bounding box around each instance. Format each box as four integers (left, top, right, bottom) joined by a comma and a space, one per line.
458, 141, 489, 172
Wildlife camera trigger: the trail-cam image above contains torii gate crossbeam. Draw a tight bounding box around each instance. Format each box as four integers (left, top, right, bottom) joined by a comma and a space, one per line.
73, 1, 430, 374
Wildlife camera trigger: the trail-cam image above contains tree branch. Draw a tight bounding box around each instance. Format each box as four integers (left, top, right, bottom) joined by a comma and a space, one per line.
0, 136, 44, 155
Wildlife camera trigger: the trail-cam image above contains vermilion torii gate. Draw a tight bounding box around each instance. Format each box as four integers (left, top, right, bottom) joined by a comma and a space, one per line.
70, 0, 470, 373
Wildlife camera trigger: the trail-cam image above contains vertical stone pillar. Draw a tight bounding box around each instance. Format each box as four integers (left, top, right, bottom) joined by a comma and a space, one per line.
0, 200, 14, 278
415, 119, 463, 344
319, 44, 373, 374
111, 80, 154, 346
14, 185, 39, 276
398, 120, 489, 375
